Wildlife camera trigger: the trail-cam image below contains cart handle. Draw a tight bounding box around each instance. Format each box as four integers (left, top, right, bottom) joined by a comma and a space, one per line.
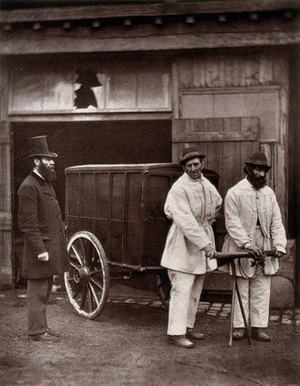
213, 250, 276, 260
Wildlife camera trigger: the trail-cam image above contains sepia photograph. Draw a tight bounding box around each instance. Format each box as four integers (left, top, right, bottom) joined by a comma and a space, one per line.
0, 1, 299, 385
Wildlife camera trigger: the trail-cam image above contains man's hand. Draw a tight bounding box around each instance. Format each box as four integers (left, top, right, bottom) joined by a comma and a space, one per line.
244, 242, 262, 256
38, 252, 49, 262
273, 248, 284, 258
203, 245, 215, 259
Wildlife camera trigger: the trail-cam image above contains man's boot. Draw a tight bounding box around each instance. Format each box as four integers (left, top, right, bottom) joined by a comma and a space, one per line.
252, 327, 270, 342
168, 335, 194, 348
232, 328, 245, 340
186, 328, 205, 340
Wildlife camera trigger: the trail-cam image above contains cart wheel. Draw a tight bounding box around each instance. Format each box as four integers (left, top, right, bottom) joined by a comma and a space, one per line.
64, 231, 110, 319
156, 271, 171, 309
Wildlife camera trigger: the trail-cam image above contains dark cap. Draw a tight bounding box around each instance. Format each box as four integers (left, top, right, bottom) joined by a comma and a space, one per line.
179, 147, 206, 165
245, 152, 271, 170
26, 135, 58, 159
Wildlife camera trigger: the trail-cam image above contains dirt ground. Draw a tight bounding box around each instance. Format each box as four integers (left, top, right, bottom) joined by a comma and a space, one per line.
0, 286, 299, 386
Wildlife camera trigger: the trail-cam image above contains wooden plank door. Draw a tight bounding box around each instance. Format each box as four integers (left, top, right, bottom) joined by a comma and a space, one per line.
0, 120, 13, 287
172, 116, 260, 250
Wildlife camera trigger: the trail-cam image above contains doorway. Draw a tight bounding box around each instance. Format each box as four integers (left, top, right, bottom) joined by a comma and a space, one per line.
12, 120, 172, 212
12, 119, 172, 284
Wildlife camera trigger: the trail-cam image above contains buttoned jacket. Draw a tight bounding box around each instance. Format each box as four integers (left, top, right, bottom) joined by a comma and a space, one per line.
161, 172, 222, 274
222, 178, 286, 277
18, 172, 69, 279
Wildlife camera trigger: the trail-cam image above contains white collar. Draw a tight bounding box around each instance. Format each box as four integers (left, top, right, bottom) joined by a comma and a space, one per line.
33, 169, 44, 180
183, 172, 204, 183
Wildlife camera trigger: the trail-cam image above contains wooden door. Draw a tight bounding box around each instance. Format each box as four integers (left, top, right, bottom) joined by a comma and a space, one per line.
0, 120, 13, 287
172, 116, 260, 251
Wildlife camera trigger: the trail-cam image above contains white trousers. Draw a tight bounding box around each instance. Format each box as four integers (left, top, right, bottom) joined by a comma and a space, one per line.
234, 268, 271, 328
167, 270, 204, 336
233, 226, 271, 328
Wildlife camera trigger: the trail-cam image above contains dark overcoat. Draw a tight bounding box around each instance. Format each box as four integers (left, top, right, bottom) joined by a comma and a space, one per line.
18, 172, 70, 279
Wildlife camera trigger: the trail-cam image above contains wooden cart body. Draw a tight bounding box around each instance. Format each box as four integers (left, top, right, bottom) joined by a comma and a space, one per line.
66, 163, 184, 271
64, 163, 219, 318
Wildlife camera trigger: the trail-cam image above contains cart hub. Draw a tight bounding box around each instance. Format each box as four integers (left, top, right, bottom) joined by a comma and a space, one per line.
74, 266, 90, 283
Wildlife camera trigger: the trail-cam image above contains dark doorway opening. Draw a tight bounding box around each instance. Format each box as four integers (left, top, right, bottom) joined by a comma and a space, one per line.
12, 120, 172, 284
12, 120, 172, 213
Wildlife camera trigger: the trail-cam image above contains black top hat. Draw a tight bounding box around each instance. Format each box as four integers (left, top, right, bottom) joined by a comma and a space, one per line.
179, 147, 206, 165
245, 152, 271, 170
26, 135, 58, 159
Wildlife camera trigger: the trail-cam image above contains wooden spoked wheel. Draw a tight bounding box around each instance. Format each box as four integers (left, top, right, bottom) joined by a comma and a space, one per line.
64, 231, 110, 319
156, 270, 171, 309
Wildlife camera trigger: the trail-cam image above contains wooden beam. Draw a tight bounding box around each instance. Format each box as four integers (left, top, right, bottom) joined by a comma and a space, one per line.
1, 30, 299, 55
8, 112, 172, 122
0, 1, 299, 24
173, 131, 259, 142
0, 213, 12, 231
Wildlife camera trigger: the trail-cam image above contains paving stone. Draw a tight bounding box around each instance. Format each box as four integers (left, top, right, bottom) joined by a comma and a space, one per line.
150, 301, 162, 307
207, 311, 218, 316
209, 307, 222, 312
219, 313, 230, 317
283, 310, 294, 317
212, 303, 223, 307
198, 305, 210, 310
281, 318, 292, 325
270, 309, 280, 316
269, 315, 280, 322
2, 290, 299, 327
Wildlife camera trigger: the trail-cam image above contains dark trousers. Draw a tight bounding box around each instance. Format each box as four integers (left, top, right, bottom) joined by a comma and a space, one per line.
27, 277, 53, 336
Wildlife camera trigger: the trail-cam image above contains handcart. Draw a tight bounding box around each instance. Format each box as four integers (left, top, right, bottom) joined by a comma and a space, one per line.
64, 163, 219, 319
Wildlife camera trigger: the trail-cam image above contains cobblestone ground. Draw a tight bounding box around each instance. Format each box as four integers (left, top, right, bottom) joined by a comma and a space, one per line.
4, 290, 298, 327
0, 286, 299, 386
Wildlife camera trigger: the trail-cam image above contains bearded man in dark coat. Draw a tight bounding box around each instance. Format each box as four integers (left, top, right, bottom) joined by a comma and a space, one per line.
18, 135, 70, 342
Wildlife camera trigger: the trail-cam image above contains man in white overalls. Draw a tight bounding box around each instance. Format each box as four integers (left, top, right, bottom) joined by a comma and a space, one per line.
222, 152, 286, 342
161, 147, 222, 348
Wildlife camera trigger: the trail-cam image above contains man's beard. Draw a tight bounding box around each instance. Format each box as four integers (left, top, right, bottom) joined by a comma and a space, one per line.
38, 163, 56, 183
247, 171, 266, 190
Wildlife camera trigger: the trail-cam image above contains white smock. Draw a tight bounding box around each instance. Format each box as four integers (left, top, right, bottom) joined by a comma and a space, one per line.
161, 172, 222, 274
